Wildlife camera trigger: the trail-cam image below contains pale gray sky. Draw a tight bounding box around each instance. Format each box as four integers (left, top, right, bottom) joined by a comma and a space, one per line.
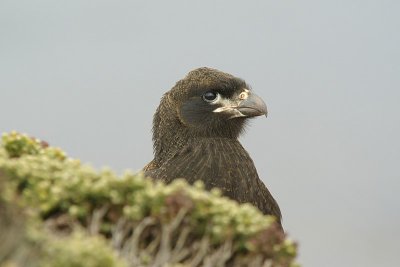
1, 1, 399, 266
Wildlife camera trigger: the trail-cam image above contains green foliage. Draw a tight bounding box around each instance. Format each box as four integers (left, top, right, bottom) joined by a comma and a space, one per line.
41, 230, 127, 267
0, 132, 299, 267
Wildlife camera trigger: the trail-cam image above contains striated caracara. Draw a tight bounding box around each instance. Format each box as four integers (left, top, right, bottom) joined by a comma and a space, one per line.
143, 67, 282, 227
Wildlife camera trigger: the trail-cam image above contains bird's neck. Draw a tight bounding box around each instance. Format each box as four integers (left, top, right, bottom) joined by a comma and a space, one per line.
154, 132, 240, 166
152, 94, 191, 164
154, 130, 190, 164
152, 119, 240, 166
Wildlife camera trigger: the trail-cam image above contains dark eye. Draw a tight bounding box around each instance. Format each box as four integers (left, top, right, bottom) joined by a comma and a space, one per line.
202, 91, 218, 102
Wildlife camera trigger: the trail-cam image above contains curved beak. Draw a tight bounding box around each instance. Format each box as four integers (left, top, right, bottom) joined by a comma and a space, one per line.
236, 92, 268, 118
213, 91, 268, 119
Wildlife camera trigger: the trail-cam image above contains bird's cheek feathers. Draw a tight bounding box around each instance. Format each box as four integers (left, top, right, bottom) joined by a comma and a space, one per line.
179, 97, 217, 126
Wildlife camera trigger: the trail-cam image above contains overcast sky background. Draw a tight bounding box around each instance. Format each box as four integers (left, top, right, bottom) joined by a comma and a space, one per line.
1, 1, 399, 266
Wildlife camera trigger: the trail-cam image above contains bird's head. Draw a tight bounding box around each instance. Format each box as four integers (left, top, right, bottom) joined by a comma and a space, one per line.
152, 67, 267, 157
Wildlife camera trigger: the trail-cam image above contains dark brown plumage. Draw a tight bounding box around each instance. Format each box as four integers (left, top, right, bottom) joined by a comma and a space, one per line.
143, 67, 282, 227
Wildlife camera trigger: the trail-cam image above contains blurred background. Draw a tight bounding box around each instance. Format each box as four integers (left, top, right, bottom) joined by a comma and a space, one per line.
1, 1, 399, 266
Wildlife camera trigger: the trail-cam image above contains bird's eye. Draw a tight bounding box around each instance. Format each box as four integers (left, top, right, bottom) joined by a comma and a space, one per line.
202, 91, 218, 102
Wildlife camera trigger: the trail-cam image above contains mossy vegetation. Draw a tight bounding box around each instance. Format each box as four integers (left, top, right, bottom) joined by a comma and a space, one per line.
0, 131, 298, 267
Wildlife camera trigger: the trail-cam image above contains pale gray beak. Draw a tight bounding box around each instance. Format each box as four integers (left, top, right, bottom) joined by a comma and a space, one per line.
213, 92, 268, 119
236, 92, 268, 118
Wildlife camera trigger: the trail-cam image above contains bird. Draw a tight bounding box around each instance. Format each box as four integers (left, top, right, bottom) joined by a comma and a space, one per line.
143, 67, 282, 227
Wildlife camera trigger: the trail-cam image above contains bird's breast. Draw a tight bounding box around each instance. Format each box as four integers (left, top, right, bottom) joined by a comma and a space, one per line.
157, 138, 257, 194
